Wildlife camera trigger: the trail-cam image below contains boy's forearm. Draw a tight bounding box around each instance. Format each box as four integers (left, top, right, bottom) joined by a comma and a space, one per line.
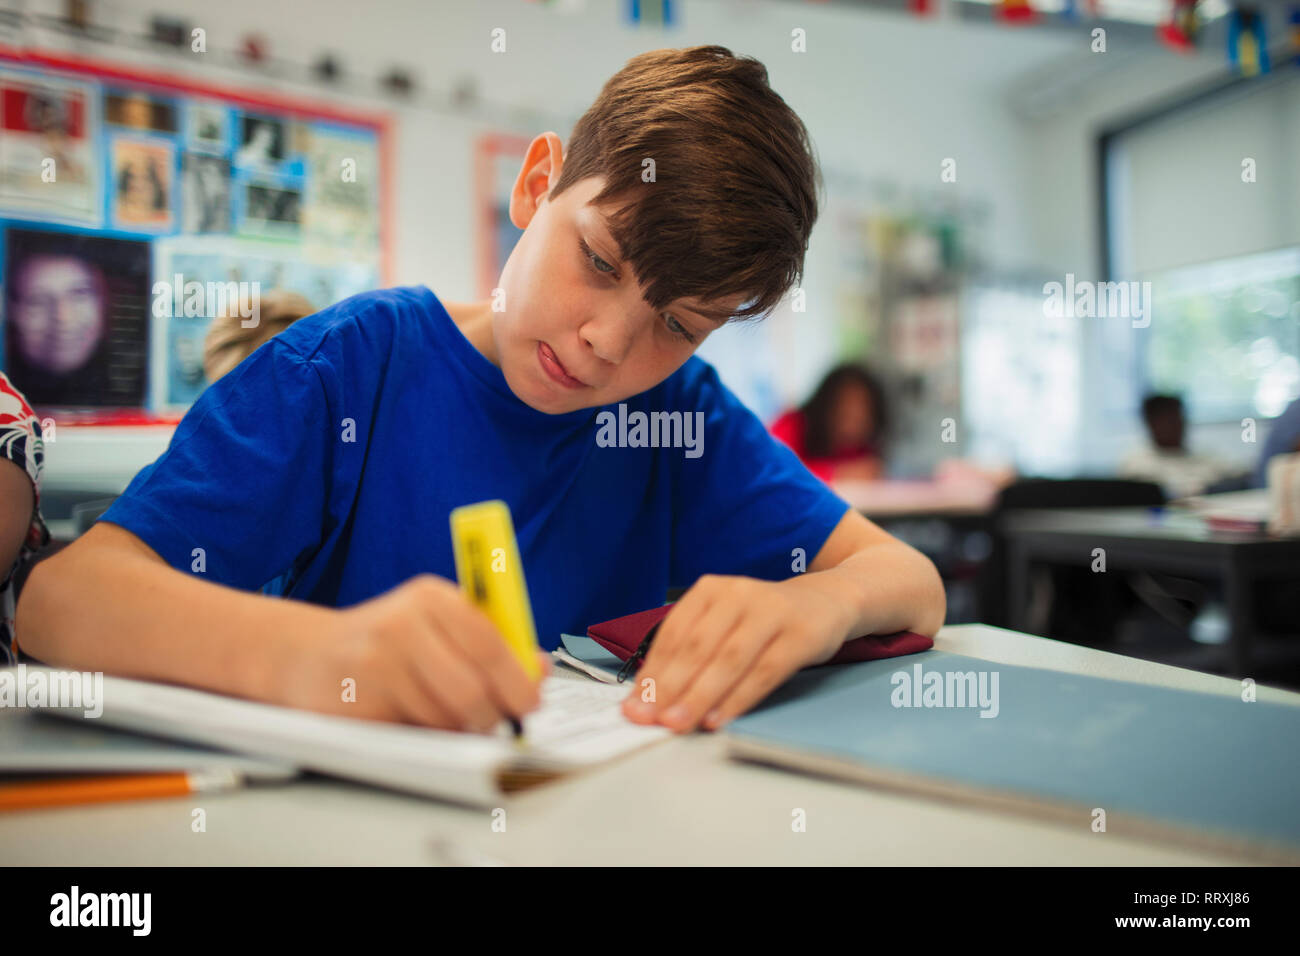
794, 541, 947, 644
14, 528, 335, 703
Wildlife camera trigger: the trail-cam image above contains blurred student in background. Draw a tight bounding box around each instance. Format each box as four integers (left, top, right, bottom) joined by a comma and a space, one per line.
0, 372, 49, 665
1119, 394, 1243, 498
1253, 396, 1300, 489
770, 363, 888, 482
203, 289, 315, 383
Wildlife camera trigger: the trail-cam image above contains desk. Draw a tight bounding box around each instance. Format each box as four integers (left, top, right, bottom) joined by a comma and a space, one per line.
4, 624, 1297, 866
833, 479, 997, 623
832, 478, 997, 521
1001, 507, 1300, 676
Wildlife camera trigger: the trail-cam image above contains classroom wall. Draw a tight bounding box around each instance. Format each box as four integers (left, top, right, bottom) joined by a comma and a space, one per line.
27, 4, 1071, 354
19, 0, 1285, 492
21, 0, 1091, 492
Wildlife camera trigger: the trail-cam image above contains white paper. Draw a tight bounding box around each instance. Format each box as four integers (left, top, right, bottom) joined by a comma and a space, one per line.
34, 669, 668, 806
551, 647, 620, 684
511, 679, 670, 768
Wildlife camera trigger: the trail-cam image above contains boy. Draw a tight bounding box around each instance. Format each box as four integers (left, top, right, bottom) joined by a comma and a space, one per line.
1119, 394, 1242, 498
17, 47, 944, 735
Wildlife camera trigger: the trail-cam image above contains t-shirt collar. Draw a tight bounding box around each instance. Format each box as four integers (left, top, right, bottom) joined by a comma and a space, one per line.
425, 287, 600, 426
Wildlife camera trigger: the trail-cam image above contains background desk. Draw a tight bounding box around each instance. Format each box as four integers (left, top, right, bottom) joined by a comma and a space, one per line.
834, 478, 998, 624
1001, 507, 1300, 676
832, 478, 997, 521
5, 624, 1298, 866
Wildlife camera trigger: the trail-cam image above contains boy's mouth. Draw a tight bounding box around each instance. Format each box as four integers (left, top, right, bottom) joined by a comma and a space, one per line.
537, 341, 589, 389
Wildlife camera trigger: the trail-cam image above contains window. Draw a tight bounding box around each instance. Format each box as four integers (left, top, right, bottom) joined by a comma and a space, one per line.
1103, 70, 1300, 424
1140, 247, 1300, 422
961, 280, 1082, 475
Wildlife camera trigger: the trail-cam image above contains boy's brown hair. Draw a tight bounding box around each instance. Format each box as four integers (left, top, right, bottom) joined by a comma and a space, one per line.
550, 45, 821, 324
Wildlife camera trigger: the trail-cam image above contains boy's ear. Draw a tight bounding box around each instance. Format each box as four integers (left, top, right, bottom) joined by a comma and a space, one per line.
509, 132, 565, 229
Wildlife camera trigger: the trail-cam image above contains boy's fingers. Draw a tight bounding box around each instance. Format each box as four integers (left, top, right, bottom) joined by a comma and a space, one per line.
386, 663, 458, 729
415, 585, 540, 716
637, 586, 710, 678
642, 597, 741, 713
698, 642, 799, 731
407, 625, 505, 731
657, 619, 779, 732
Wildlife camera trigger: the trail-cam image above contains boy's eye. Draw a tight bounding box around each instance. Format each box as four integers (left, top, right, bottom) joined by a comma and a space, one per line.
662, 313, 696, 344
580, 239, 616, 275
581, 237, 695, 344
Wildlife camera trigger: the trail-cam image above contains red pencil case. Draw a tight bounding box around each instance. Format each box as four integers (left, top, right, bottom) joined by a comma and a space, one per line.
587, 603, 934, 680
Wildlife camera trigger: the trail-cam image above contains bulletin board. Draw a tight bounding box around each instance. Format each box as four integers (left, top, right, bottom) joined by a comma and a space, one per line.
0, 47, 391, 422
474, 132, 528, 300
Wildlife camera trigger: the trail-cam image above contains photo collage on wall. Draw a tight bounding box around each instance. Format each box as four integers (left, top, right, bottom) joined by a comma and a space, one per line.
0, 63, 384, 416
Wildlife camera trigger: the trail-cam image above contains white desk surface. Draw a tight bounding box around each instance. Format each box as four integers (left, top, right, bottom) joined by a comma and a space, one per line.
3, 623, 1297, 866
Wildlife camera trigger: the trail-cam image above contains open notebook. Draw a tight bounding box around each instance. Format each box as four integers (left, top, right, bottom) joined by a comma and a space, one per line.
35, 668, 670, 807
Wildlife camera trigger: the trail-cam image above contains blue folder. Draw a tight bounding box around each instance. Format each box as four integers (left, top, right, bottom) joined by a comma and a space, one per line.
726, 650, 1300, 861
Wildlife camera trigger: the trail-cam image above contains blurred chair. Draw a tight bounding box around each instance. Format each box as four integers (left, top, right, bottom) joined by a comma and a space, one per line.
977, 478, 1166, 645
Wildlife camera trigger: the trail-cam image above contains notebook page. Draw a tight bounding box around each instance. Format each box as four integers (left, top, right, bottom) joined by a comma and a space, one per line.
508, 678, 671, 770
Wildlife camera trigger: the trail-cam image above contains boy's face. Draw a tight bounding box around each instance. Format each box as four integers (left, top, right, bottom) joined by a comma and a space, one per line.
492, 133, 747, 414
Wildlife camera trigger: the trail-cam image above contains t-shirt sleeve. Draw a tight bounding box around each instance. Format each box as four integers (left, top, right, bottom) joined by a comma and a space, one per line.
98, 339, 334, 590
669, 361, 852, 588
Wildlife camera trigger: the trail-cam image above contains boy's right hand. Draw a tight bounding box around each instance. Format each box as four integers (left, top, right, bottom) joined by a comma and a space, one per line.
277, 574, 547, 732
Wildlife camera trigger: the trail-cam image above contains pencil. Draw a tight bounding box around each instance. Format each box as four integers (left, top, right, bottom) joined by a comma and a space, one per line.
0, 769, 245, 812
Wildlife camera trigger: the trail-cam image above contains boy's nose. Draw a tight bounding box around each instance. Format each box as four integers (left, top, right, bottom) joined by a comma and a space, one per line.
579, 313, 638, 366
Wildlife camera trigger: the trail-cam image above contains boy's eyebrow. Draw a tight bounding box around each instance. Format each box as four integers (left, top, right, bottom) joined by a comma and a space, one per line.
588, 209, 733, 326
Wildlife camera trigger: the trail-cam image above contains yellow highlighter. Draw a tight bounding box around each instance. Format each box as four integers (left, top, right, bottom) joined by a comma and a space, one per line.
449, 500, 541, 740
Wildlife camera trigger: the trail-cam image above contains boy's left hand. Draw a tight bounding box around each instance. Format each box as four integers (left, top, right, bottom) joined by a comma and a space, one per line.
620, 573, 856, 733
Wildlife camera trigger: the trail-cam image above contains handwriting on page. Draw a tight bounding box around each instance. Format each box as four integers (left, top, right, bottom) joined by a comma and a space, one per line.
513, 678, 670, 766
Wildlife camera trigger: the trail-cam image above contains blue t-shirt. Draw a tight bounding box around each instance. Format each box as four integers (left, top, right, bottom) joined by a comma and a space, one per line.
100, 286, 850, 650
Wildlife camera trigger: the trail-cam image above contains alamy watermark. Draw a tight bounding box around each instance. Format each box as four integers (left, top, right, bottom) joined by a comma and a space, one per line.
595, 403, 705, 458
151, 273, 261, 328
0, 664, 103, 717
50, 886, 150, 935
890, 661, 1000, 718
1043, 273, 1151, 328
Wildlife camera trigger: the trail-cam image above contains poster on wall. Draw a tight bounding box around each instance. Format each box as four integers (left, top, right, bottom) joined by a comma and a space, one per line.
109, 134, 176, 232
152, 245, 240, 409
475, 134, 529, 298
303, 127, 380, 253
185, 101, 230, 154
2, 225, 150, 407
105, 90, 178, 134
0, 51, 388, 417
180, 153, 231, 233
151, 236, 380, 408
237, 175, 303, 238
235, 114, 288, 169
0, 70, 100, 225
